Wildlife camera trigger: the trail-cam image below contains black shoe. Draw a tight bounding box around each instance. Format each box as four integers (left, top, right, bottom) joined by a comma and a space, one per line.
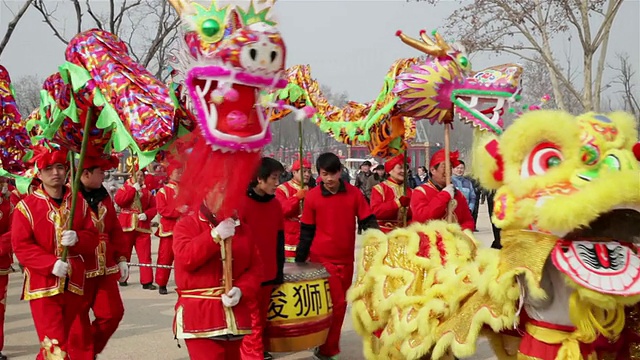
159, 286, 168, 295
119, 281, 128, 287
264, 352, 273, 360
142, 283, 157, 290
0, 351, 7, 360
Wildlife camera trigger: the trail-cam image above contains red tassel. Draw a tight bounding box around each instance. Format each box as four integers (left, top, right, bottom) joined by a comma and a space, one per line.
485, 139, 504, 182
170, 129, 261, 219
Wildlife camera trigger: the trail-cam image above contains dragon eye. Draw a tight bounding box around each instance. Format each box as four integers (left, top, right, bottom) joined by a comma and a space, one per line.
201, 19, 221, 38
457, 55, 470, 68
521, 142, 563, 178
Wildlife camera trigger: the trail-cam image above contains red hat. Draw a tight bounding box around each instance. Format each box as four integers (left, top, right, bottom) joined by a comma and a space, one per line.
429, 149, 460, 169
166, 160, 183, 175
385, 154, 410, 173
83, 154, 119, 171
27, 146, 68, 170
292, 158, 311, 171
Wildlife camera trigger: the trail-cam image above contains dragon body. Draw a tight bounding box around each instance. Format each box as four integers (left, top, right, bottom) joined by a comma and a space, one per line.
269, 30, 523, 158
348, 110, 640, 359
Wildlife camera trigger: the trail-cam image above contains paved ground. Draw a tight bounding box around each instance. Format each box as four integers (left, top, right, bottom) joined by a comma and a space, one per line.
3, 205, 500, 360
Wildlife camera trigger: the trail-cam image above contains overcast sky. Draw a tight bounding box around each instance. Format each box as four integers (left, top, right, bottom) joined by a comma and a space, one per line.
0, 0, 638, 103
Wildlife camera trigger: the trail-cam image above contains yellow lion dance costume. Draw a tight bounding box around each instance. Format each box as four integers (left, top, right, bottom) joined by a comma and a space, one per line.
348, 110, 640, 360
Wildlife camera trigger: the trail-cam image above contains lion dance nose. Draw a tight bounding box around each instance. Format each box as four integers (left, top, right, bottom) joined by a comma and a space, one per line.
633, 143, 640, 161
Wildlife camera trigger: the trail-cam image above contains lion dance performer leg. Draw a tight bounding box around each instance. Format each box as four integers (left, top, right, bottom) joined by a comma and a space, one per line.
68, 153, 128, 360
11, 147, 99, 360
163, 0, 303, 359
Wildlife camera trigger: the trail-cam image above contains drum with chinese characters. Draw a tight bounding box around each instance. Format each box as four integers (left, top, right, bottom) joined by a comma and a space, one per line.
264, 262, 332, 352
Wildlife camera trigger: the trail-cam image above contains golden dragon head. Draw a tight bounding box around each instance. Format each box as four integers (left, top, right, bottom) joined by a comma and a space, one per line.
473, 110, 640, 297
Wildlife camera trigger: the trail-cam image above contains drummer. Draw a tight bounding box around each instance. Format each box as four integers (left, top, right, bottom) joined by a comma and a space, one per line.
295, 152, 378, 360
240, 157, 285, 360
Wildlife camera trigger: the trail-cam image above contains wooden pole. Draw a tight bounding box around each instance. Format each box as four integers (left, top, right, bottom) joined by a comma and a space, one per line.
224, 239, 233, 293
401, 147, 409, 227
444, 123, 454, 222
61, 108, 93, 262
298, 120, 304, 212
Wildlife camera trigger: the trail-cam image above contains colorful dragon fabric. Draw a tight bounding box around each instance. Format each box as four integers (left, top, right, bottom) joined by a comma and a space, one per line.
0, 65, 30, 176
269, 30, 523, 158
166, 0, 293, 217
30, 29, 182, 167
348, 110, 640, 359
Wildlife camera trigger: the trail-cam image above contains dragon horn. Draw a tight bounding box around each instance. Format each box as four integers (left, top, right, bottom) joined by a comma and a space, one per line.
419, 30, 436, 46
433, 32, 452, 52
396, 30, 446, 57
168, 0, 189, 15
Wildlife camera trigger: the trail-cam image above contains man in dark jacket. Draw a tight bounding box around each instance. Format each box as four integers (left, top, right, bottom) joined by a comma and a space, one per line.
354, 161, 374, 201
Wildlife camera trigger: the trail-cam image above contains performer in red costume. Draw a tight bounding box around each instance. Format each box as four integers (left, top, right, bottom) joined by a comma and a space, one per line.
173, 198, 263, 359
0, 177, 13, 360
370, 154, 412, 233
11, 146, 98, 359
410, 149, 475, 230
240, 157, 285, 360
155, 160, 185, 295
114, 165, 157, 289
68, 154, 128, 360
275, 158, 311, 261
295, 152, 378, 360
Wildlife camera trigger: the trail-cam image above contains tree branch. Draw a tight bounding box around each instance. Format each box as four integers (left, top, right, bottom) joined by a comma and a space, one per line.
0, 0, 36, 56
70, 0, 82, 34
32, 0, 69, 44
85, 0, 104, 29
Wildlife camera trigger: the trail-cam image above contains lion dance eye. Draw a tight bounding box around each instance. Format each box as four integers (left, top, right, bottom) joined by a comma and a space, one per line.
521, 142, 563, 178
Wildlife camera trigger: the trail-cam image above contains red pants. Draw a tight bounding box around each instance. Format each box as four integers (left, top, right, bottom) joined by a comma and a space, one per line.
30, 291, 84, 360
123, 231, 153, 284
155, 235, 174, 287
318, 262, 353, 357
185, 338, 241, 360
68, 274, 125, 360
240, 285, 273, 358
0, 275, 7, 351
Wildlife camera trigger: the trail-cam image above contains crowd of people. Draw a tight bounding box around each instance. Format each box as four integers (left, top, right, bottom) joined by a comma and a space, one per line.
0, 144, 498, 360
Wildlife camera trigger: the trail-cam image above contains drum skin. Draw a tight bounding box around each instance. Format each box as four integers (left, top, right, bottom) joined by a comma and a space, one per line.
265, 262, 333, 352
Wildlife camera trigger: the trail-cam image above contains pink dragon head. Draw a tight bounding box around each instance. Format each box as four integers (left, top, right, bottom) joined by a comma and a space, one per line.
168, 0, 287, 152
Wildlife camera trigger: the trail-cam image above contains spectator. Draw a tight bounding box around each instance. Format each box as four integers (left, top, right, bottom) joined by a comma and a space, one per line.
354, 160, 374, 201
414, 166, 428, 186
451, 160, 477, 229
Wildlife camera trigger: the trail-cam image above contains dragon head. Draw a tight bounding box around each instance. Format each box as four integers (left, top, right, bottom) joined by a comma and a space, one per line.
169, 0, 287, 151
393, 30, 521, 129
453, 64, 523, 133
474, 110, 640, 296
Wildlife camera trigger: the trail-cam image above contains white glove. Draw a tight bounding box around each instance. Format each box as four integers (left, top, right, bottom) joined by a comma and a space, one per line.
138, 213, 147, 221
52, 260, 69, 277
118, 261, 129, 282
211, 218, 236, 242
1, 185, 7, 195
133, 183, 142, 191
61, 230, 78, 247
221, 287, 242, 307
178, 205, 189, 214
443, 184, 455, 198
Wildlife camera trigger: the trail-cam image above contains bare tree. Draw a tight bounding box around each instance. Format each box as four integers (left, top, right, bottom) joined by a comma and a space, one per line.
32, 0, 179, 77
608, 52, 640, 119
0, 0, 36, 56
412, 0, 624, 112
12, 74, 43, 115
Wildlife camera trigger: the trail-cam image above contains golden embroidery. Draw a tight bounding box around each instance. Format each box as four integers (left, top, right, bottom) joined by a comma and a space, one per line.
40, 336, 67, 360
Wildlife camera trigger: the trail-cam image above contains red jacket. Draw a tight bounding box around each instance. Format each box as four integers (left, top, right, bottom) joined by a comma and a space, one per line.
11, 186, 99, 300
244, 188, 284, 284
172, 210, 262, 338
144, 173, 165, 192
297, 180, 377, 264
0, 194, 13, 274
114, 180, 156, 233
410, 181, 475, 231
82, 186, 129, 277
275, 180, 303, 260
370, 179, 412, 233
156, 181, 180, 237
